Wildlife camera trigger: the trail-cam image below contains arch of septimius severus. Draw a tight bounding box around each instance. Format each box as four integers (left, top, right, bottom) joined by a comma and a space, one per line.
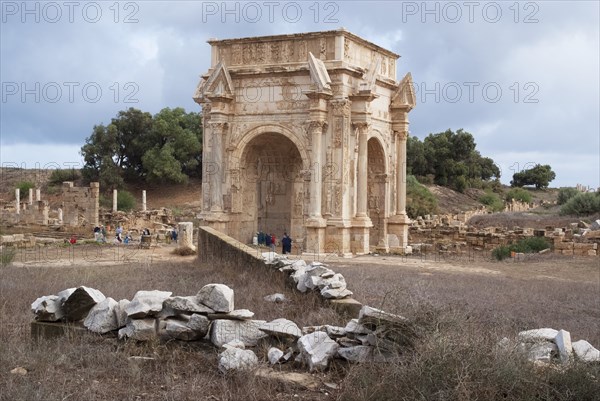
193, 29, 416, 256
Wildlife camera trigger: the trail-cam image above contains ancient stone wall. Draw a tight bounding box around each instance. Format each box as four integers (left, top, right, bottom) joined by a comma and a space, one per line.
61, 182, 99, 227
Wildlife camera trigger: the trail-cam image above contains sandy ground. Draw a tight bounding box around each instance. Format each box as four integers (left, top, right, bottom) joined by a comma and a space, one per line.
10, 241, 196, 268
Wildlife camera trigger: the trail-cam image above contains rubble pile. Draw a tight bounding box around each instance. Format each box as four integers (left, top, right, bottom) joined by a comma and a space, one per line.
31, 284, 418, 373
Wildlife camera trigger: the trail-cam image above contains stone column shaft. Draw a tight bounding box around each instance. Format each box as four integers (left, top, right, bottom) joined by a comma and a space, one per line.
15, 188, 20, 214
308, 121, 326, 218
112, 189, 118, 212
355, 123, 369, 217
35, 188, 41, 202
209, 122, 227, 212
28, 188, 33, 205
142, 190, 147, 212
396, 131, 408, 215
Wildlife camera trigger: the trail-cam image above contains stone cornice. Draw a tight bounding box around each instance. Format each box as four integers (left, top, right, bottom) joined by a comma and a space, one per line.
208, 29, 399, 59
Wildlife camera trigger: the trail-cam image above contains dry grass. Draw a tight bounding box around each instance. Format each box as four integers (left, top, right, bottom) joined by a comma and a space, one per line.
332, 256, 600, 346
333, 253, 600, 400
0, 258, 343, 401
2, 252, 599, 400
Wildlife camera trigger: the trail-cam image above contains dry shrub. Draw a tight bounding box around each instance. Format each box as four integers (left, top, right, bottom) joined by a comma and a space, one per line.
171, 247, 197, 256
337, 304, 600, 401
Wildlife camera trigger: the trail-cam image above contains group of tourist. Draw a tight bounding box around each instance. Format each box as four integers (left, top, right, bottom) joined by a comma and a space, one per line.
93, 225, 107, 243
255, 231, 293, 254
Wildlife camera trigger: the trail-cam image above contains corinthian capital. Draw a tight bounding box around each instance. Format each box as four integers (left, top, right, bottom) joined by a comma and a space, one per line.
395, 130, 409, 141
208, 122, 229, 132
352, 121, 370, 134
307, 120, 328, 134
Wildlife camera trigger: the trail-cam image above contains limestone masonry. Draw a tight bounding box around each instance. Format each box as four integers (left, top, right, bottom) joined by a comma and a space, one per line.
194, 29, 416, 255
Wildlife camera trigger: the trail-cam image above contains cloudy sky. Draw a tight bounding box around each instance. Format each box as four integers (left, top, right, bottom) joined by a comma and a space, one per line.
1, 0, 598, 188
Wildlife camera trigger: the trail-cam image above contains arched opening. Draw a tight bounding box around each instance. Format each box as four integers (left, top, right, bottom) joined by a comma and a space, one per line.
367, 137, 387, 247
239, 132, 305, 244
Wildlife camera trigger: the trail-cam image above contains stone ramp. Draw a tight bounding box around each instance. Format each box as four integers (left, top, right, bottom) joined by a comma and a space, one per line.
197, 226, 362, 317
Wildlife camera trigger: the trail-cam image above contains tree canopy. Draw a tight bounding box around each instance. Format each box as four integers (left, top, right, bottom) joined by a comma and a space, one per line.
510, 164, 556, 189
81, 107, 202, 190
407, 129, 500, 192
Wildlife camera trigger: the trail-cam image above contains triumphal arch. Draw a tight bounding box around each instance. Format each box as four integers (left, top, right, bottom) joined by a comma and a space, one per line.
193, 29, 415, 255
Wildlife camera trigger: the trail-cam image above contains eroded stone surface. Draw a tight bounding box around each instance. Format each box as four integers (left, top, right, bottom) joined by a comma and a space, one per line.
210, 319, 267, 347
118, 318, 157, 341
218, 348, 258, 373
31, 295, 63, 322
268, 347, 285, 364
163, 296, 214, 314
297, 331, 339, 371
197, 284, 234, 313
125, 290, 172, 319
62, 286, 106, 321
555, 329, 572, 363
338, 345, 374, 362
572, 340, 600, 362
260, 318, 303, 339
115, 299, 130, 328
518, 328, 558, 342
83, 297, 118, 333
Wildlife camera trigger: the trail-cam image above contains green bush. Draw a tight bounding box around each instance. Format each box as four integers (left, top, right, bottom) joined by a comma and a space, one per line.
49, 168, 81, 185
492, 237, 551, 260
406, 175, 438, 218
492, 245, 511, 261
117, 190, 136, 211
99, 191, 137, 211
16, 181, 35, 195
1, 247, 16, 267
479, 190, 504, 212
560, 192, 600, 216
557, 187, 580, 205
505, 188, 532, 203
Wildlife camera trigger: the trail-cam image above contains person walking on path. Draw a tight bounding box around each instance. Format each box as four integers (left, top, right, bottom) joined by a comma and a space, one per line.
281, 232, 292, 254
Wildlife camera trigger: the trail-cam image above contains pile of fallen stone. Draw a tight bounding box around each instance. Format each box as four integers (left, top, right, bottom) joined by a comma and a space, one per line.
262, 253, 352, 300
499, 328, 600, 364
31, 284, 418, 373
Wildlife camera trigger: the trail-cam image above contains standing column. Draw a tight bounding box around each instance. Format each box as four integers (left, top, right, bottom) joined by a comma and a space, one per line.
396, 130, 408, 215
354, 122, 369, 218
112, 189, 118, 212
209, 122, 227, 212
35, 188, 41, 202
15, 188, 20, 214
28, 188, 33, 205
308, 120, 326, 219
142, 190, 147, 212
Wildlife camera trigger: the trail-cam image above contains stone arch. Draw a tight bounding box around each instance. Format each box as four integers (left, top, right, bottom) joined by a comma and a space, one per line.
229, 124, 309, 170
232, 125, 307, 244
367, 136, 388, 247
368, 129, 390, 174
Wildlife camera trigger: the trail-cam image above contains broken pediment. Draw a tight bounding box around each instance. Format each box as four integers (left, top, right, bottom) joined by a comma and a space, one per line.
308, 52, 332, 94
391, 72, 416, 110
360, 55, 382, 93
193, 61, 234, 103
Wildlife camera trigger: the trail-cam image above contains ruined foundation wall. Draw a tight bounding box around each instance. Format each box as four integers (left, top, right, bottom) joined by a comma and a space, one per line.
61, 182, 99, 227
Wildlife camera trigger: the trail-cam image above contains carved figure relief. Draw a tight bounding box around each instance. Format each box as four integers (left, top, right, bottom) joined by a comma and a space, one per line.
333, 117, 343, 148
299, 41, 307, 61
270, 42, 280, 62
319, 37, 327, 59
344, 39, 350, 61
232, 44, 242, 65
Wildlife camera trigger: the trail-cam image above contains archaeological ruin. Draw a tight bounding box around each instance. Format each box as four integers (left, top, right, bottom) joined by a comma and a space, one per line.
194, 29, 416, 255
